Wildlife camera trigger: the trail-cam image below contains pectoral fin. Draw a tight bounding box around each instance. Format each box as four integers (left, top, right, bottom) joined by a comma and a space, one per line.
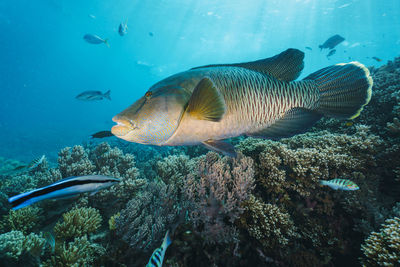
185, 78, 226, 122
202, 140, 237, 157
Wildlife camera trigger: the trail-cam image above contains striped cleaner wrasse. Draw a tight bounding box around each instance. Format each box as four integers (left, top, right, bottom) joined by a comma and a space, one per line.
112, 48, 373, 157
8, 175, 119, 210
320, 178, 359, 191
146, 231, 172, 267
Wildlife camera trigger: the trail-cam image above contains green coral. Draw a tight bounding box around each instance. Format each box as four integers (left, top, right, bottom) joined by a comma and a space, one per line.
58, 145, 95, 177
238, 127, 382, 200
108, 212, 120, 231
1, 206, 42, 234
360, 217, 400, 267
54, 207, 102, 241
44, 235, 105, 267
240, 195, 298, 250
0, 230, 45, 261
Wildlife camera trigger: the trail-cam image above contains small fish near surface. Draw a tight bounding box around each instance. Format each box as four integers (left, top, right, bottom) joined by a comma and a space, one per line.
83, 34, 109, 47
90, 130, 114, 139
29, 155, 46, 169
146, 231, 172, 267
118, 20, 128, 36
305, 46, 312, 51
320, 178, 359, 191
76, 90, 111, 101
112, 48, 373, 157
319, 34, 345, 50
8, 175, 120, 210
326, 49, 336, 58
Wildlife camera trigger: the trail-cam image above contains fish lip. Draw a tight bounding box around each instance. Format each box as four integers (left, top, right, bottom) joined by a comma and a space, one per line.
111, 116, 135, 136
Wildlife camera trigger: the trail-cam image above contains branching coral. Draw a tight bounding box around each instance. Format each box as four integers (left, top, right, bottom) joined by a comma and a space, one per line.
116, 181, 184, 251
43, 235, 105, 267
58, 145, 95, 177
155, 154, 197, 187
1, 207, 42, 234
183, 152, 255, 244
238, 127, 382, 201
0, 230, 45, 261
240, 195, 298, 250
360, 217, 400, 266
54, 207, 102, 241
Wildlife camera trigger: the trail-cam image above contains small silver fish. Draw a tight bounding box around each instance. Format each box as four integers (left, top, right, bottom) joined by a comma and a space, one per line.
146, 231, 172, 267
8, 175, 120, 210
29, 155, 46, 169
83, 34, 109, 47
118, 20, 128, 36
320, 178, 359, 191
76, 90, 111, 101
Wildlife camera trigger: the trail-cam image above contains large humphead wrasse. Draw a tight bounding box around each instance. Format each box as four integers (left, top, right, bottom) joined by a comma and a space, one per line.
112, 49, 372, 156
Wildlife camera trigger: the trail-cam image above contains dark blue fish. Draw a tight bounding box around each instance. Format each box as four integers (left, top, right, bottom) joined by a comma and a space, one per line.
8, 175, 120, 210
83, 34, 109, 47
146, 231, 172, 267
118, 20, 128, 36
319, 34, 345, 50
90, 130, 114, 139
76, 90, 111, 101
326, 49, 336, 58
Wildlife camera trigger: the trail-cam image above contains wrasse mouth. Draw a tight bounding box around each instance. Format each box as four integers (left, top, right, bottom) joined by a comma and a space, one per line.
111, 117, 134, 136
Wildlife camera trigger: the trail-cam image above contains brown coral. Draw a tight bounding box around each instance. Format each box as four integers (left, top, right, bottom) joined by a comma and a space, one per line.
360, 217, 400, 267
183, 152, 255, 244
240, 195, 298, 250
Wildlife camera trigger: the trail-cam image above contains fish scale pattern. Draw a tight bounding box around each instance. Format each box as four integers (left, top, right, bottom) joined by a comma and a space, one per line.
209, 67, 319, 134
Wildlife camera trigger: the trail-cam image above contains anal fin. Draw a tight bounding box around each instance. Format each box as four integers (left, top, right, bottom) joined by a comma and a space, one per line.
202, 140, 237, 157
247, 108, 322, 139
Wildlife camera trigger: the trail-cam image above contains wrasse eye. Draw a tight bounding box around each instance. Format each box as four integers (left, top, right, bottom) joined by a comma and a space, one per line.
145, 91, 153, 99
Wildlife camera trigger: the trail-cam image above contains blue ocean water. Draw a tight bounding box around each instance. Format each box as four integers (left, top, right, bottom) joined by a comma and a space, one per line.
0, 0, 399, 162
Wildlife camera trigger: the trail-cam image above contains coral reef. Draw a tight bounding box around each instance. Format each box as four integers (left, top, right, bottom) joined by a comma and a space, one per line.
240, 195, 298, 250
0, 56, 400, 266
53, 207, 102, 241
58, 145, 95, 177
360, 217, 400, 266
183, 152, 255, 244
1, 207, 42, 234
43, 235, 105, 267
116, 180, 184, 251
0, 230, 45, 263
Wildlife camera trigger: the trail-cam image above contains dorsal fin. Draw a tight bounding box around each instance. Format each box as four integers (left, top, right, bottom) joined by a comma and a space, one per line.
185, 77, 226, 121
191, 48, 304, 82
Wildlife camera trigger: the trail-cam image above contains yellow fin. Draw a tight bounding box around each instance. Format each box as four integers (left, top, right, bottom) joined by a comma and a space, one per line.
185, 78, 225, 121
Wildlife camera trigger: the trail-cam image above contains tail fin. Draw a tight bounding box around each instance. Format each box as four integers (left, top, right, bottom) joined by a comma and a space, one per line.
304, 62, 372, 119
319, 180, 328, 186
162, 230, 172, 249
104, 39, 110, 48
104, 90, 111, 100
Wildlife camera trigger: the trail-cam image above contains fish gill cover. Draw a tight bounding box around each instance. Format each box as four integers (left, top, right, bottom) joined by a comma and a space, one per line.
0, 0, 400, 266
